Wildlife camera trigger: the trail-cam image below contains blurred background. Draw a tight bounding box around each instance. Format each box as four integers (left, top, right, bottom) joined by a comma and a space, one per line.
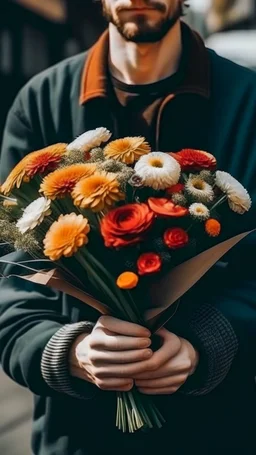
0, 0, 256, 454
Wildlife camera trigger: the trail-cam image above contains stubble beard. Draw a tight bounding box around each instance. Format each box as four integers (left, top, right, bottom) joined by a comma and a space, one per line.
102, 1, 183, 43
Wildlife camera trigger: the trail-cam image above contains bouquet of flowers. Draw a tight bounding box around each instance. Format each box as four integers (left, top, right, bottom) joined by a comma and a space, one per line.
0, 127, 253, 433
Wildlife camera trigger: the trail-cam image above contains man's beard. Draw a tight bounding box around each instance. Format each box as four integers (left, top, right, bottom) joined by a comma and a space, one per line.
102, 1, 183, 43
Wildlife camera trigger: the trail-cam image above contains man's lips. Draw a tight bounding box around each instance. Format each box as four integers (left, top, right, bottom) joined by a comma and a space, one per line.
121, 8, 156, 13
120, 7, 156, 12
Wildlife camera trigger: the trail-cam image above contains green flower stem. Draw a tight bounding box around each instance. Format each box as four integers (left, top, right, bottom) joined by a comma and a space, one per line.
116, 388, 166, 433
121, 393, 128, 433
210, 194, 227, 212
185, 194, 227, 234
83, 249, 139, 322
55, 197, 78, 215
123, 392, 134, 432
182, 172, 189, 183
116, 395, 120, 429
75, 251, 121, 310
134, 397, 153, 429
147, 404, 162, 428
153, 404, 166, 424
127, 391, 144, 428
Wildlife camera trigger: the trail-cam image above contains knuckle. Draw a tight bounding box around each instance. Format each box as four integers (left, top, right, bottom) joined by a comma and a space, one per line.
94, 368, 106, 379
97, 315, 107, 325
173, 338, 182, 354
88, 349, 98, 366
117, 367, 126, 376
110, 336, 120, 351
89, 330, 107, 350
168, 333, 181, 348
88, 335, 99, 349
91, 357, 102, 367
182, 358, 192, 371
89, 365, 98, 379
88, 351, 98, 365
97, 315, 111, 328
148, 359, 160, 371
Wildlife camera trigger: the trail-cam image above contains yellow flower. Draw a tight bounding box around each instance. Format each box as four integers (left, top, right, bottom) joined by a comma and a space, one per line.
72, 172, 125, 212
104, 137, 151, 164
3, 199, 18, 207
1, 143, 67, 195
43, 213, 90, 260
40, 164, 96, 199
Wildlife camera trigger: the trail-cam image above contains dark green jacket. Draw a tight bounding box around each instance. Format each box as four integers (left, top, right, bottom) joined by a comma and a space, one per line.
0, 25, 256, 454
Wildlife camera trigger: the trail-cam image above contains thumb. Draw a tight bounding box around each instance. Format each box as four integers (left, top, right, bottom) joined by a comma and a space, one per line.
155, 328, 181, 358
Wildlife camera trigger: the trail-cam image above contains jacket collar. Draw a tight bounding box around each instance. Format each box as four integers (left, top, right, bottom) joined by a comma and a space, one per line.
79, 23, 210, 105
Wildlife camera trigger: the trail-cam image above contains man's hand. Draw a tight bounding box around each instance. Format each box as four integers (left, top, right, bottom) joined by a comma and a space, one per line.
69, 316, 153, 392
134, 328, 199, 395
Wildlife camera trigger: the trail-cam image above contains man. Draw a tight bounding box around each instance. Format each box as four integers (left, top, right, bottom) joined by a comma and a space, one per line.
0, 1, 256, 454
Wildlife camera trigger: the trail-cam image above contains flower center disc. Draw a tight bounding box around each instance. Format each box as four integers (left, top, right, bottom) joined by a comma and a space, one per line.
193, 180, 204, 190
149, 158, 164, 168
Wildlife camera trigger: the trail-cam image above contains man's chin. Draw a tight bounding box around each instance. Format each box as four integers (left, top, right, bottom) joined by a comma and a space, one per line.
122, 33, 167, 44
117, 23, 176, 43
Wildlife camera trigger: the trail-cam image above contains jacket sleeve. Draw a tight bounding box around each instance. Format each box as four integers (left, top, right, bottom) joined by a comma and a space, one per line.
169, 233, 256, 396
0, 93, 96, 399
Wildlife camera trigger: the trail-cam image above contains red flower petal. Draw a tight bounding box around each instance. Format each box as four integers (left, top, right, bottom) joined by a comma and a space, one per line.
163, 228, 189, 249
137, 252, 162, 276
169, 149, 216, 171
166, 183, 185, 194
148, 198, 188, 217
100, 203, 155, 248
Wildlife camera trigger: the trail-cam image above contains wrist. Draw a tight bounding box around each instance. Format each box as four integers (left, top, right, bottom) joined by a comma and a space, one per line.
41, 321, 96, 399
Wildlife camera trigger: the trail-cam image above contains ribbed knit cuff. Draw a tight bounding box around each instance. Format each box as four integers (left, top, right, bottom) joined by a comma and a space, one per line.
41, 321, 96, 400
178, 304, 238, 396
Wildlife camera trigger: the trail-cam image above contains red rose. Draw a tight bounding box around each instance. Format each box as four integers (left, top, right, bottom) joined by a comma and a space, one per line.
163, 228, 189, 249
148, 198, 188, 217
169, 149, 216, 171
100, 203, 155, 248
137, 252, 162, 276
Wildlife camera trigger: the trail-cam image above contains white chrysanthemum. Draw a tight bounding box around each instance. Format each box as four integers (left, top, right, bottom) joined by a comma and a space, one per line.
215, 171, 252, 214
134, 152, 181, 190
16, 197, 51, 234
67, 128, 112, 153
186, 176, 214, 203
189, 203, 210, 220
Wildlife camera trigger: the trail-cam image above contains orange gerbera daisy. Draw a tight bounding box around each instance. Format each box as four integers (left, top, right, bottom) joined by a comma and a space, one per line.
43, 213, 90, 260
40, 163, 96, 199
1, 143, 67, 195
72, 172, 125, 212
104, 137, 151, 164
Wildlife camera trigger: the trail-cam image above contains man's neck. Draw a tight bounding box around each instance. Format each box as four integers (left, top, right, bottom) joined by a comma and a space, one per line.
108, 21, 182, 85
